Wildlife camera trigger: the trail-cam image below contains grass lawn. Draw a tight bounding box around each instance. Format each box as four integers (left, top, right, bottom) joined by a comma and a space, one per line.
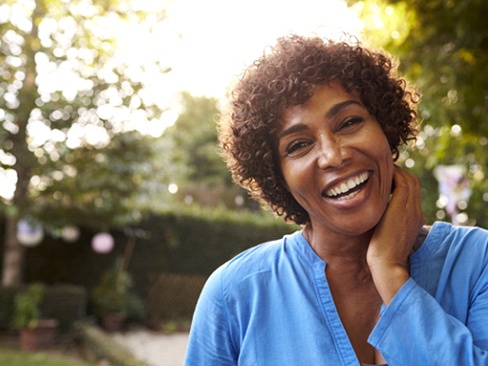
0, 347, 96, 366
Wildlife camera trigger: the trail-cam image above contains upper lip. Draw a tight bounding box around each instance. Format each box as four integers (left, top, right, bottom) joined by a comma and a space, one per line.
323, 171, 370, 198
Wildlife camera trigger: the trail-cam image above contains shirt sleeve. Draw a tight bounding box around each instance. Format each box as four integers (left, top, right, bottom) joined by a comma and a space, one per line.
184, 266, 238, 366
368, 278, 488, 365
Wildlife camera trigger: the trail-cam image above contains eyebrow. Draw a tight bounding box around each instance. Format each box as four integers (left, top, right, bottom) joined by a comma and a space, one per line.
278, 100, 363, 140
325, 100, 363, 119
278, 124, 308, 140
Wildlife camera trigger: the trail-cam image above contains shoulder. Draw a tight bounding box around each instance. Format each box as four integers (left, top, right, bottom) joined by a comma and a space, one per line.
430, 221, 488, 249
420, 221, 488, 247
221, 230, 302, 278
416, 221, 488, 271
201, 231, 303, 296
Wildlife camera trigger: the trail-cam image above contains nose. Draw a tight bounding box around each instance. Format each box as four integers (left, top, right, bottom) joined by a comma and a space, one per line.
316, 135, 349, 169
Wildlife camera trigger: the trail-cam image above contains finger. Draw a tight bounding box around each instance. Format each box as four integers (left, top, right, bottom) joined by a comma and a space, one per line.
399, 168, 425, 228
392, 167, 425, 227
390, 167, 410, 206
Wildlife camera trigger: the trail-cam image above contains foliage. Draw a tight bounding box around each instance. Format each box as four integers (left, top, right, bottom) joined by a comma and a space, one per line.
377, 0, 488, 136
1, 284, 87, 331
90, 258, 144, 320
30, 131, 164, 229
138, 204, 299, 276
0, 0, 171, 285
12, 283, 45, 329
347, 0, 415, 49
160, 92, 259, 210
349, 0, 488, 226
0, 0, 170, 225
16, 206, 298, 293
0, 285, 17, 327
162, 92, 229, 187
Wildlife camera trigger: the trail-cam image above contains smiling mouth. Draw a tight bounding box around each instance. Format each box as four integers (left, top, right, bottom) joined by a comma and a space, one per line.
324, 171, 370, 199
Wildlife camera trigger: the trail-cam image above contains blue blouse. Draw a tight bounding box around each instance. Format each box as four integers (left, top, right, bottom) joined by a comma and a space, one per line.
185, 222, 488, 365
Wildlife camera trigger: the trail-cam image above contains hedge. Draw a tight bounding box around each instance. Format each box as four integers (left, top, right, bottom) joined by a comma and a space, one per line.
134, 205, 299, 276
1, 206, 299, 321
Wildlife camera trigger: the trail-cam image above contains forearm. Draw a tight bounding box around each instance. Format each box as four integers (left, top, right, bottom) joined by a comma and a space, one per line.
368, 262, 409, 306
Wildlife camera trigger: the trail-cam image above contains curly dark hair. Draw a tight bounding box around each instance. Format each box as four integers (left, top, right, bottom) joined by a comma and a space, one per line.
219, 34, 420, 225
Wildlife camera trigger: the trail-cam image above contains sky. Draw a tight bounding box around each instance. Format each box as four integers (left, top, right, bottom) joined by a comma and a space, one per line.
104, 0, 364, 136
160, 0, 363, 99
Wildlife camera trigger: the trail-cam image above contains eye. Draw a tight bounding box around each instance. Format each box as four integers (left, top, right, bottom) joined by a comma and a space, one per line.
341, 116, 364, 129
285, 140, 311, 155
338, 116, 365, 132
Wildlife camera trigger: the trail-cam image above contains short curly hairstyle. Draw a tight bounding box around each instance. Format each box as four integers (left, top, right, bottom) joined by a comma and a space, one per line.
219, 34, 420, 225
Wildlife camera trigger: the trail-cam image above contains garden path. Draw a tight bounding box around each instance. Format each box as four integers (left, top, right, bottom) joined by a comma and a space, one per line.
111, 329, 188, 366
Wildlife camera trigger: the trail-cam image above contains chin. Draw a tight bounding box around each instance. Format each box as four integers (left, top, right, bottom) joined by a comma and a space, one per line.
343, 212, 384, 236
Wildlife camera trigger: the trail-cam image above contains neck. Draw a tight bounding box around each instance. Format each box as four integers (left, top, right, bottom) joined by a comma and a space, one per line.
303, 223, 373, 272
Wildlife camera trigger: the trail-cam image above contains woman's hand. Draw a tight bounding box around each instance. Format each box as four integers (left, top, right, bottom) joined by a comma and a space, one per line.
367, 166, 425, 305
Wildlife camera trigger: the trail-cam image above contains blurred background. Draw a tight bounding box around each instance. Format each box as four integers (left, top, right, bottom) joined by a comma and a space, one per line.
0, 0, 487, 363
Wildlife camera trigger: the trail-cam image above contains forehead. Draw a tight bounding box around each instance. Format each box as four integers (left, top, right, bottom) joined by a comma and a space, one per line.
279, 82, 362, 127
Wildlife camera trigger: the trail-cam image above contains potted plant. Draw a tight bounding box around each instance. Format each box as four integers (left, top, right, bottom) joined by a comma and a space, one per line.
12, 283, 58, 351
91, 258, 144, 332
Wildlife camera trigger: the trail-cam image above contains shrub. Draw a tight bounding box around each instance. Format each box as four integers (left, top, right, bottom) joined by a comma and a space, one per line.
12, 283, 45, 330
0, 284, 87, 332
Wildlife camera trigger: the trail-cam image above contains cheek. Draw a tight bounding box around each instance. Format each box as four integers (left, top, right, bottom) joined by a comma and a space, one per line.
281, 164, 297, 191
281, 161, 308, 194
365, 129, 394, 189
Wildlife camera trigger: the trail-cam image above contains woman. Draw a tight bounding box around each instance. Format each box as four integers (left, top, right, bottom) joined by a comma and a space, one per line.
185, 35, 488, 365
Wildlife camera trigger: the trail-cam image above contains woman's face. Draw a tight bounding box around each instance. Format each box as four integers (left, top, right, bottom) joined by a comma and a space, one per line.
277, 82, 394, 238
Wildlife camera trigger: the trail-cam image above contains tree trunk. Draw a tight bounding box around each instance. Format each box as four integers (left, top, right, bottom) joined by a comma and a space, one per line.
0, 0, 40, 286
2, 216, 24, 286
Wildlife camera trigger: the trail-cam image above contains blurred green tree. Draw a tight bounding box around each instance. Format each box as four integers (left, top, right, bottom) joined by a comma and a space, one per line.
162, 92, 229, 187
0, 0, 171, 285
349, 0, 488, 226
161, 92, 258, 210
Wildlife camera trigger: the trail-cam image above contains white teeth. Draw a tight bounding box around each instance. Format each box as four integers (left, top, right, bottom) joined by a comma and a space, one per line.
325, 172, 370, 198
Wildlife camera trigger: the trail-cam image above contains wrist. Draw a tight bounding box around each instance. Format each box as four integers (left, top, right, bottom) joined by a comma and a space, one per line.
369, 263, 409, 306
